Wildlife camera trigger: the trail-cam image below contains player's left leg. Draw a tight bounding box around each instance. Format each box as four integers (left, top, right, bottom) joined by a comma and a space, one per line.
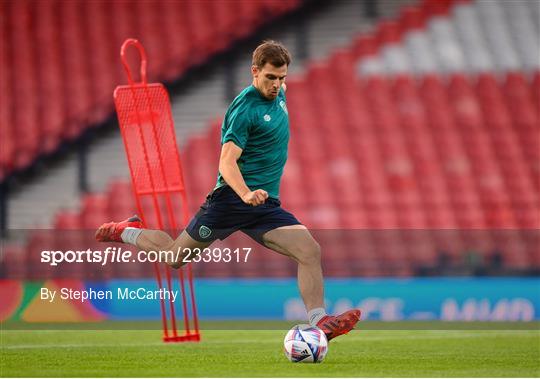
262, 224, 324, 311
262, 225, 361, 340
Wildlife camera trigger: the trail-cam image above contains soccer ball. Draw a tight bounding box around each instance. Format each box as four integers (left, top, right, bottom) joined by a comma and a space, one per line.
283, 324, 328, 363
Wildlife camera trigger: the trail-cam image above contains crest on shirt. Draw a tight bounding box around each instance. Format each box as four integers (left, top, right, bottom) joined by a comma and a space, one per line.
279, 100, 288, 115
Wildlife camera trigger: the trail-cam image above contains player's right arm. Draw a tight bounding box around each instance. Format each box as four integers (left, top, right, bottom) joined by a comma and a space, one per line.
219, 141, 268, 206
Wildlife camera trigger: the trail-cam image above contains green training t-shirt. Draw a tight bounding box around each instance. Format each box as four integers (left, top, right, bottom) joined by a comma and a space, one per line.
215, 85, 290, 199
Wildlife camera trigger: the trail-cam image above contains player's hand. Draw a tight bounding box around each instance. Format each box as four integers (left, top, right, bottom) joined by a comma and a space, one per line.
241, 189, 268, 206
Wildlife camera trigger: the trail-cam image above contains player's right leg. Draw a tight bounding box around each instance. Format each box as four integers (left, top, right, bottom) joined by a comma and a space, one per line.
95, 215, 211, 268
261, 224, 361, 340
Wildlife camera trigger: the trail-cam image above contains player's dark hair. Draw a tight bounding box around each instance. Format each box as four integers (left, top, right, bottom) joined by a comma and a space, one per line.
252, 40, 291, 68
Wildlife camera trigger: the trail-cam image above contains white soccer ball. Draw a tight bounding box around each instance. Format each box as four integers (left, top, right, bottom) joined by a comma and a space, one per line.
283, 324, 328, 363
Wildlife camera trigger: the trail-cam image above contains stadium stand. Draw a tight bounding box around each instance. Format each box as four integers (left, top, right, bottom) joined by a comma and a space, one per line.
0, 0, 301, 181
2, 0, 539, 279
357, 0, 539, 76
6, 0, 385, 230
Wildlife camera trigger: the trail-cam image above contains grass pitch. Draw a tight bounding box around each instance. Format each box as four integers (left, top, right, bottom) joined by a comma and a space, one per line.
1, 321, 539, 377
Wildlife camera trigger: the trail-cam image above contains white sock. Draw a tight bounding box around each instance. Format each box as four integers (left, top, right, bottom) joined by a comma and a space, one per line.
308, 307, 327, 326
121, 227, 143, 245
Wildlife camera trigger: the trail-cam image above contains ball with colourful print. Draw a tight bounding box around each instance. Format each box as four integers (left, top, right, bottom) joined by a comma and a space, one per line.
283, 324, 328, 363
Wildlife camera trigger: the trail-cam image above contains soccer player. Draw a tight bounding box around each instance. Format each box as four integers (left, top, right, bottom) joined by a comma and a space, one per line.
96, 40, 361, 340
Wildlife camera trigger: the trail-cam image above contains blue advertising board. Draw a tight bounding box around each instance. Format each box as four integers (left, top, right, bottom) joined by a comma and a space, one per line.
87, 278, 540, 321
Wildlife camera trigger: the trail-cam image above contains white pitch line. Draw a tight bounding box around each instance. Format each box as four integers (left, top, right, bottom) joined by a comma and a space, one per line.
1, 340, 281, 350
2, 342, 165, 350
2, 332, 537, 350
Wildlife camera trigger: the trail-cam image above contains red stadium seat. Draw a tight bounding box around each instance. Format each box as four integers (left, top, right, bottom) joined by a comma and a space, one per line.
80, 193, 109, 229
107, 180, 137, 219
7, 0, 540, 278
1, 244, 27, 279
54, 211, 82, 229
1, 0, 302, 180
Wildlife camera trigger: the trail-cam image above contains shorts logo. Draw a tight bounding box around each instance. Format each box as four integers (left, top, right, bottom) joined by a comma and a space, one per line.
199, 225, 212, 239
263, 114, 271, 122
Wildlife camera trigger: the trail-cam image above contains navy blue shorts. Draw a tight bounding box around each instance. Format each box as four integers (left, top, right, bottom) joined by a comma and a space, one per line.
185, 185, 301, 245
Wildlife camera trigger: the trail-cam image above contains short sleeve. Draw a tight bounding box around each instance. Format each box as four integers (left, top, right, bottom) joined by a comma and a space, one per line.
222, 104, 252, 149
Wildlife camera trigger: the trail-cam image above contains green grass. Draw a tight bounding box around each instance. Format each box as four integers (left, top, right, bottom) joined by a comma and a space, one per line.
1, 321, 539, 377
